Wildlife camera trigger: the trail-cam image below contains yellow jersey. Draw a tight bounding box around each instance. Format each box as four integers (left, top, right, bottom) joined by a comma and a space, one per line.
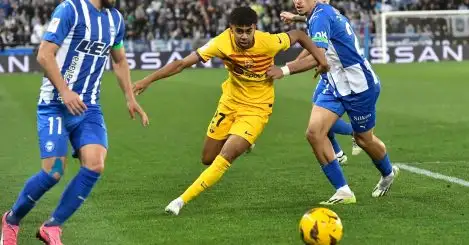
196, 29, 291, 108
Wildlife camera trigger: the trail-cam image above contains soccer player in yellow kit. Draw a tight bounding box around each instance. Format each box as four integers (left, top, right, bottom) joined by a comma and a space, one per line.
133, 6, 329, 215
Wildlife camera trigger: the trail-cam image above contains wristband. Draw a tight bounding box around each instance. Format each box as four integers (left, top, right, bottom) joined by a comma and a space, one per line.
281, 66, 291, 76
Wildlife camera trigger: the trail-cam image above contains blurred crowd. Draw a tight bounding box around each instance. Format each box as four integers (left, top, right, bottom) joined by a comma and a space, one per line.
0, 0, 468, 48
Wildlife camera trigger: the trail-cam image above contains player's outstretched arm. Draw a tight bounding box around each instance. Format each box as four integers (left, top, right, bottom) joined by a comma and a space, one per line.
280, 11, 307, 24
288, 55, 318, 73
267, 54, 318, 80
37, 41, 87, 115
291, 49, 310, 62
133, 52, 200, 95
286, 30, 329, 77
111, 47, 149, 126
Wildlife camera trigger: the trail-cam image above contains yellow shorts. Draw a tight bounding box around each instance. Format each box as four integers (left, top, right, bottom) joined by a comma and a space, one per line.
206, 100, 272, 144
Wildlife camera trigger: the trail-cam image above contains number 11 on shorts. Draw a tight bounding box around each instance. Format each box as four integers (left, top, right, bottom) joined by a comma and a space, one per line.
48, 116, 63, 135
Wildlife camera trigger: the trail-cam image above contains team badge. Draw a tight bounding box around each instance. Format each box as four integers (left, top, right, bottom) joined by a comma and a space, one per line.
244, 60, 254, 69
45, 141, 55, 153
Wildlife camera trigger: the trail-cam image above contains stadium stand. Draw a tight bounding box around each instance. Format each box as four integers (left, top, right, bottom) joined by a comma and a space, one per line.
0, 0, 465, 51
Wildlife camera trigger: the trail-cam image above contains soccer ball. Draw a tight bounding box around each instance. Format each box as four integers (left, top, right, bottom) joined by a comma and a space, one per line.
299, 208, 343, 245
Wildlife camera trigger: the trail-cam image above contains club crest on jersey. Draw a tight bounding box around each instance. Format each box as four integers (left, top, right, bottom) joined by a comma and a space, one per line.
45, 141, 55, 153
75, 40, 111, 57
244, 60, 254, 69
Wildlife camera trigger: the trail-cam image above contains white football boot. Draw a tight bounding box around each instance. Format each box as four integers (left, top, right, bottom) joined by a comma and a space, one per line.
164, 197, 185, 215
372, 166, 400, 197
320, 186, 357, 205
336, 151, 348, 165
351, 138, 363, 156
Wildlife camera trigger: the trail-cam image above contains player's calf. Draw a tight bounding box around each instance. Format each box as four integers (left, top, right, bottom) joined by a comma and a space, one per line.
305, 106, 338, 164
353, 131, 394, 176
167, 135, 251, 215
42, 157, 66, 180
353, 131, 386, 161
42, 145, 104, 228
353, 130, 399, 196
3, 157, 64, 228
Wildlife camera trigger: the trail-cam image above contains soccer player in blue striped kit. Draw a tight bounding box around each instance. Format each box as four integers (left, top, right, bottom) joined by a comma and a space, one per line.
269, 0, 400, 205
1, 0, 149, 244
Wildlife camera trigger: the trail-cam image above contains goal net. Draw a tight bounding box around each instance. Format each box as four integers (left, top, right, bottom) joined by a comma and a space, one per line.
377, 10, 469, 64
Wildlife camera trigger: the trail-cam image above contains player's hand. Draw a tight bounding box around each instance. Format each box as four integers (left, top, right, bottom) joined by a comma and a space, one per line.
314, 63, 330, 78
133, 80, 151, 96
266, 65, 284, 80
61, 89, 87, 115
280, 11, 296, 24
127, 99, 150, 127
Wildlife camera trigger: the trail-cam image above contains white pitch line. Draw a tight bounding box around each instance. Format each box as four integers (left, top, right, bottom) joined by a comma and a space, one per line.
395, 163, 469, 188
407, 161, 469, 165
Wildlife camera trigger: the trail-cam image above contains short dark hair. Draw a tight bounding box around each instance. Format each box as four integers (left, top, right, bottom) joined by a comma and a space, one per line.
229, 7, 258, 26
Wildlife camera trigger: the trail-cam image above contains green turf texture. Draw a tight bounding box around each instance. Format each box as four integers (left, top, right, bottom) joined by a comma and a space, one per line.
0, 61, 468, 245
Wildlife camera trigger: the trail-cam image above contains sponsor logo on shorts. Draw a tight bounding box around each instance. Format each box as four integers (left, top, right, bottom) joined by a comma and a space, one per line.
353, 114, 372, 126
45, 141, 55, 152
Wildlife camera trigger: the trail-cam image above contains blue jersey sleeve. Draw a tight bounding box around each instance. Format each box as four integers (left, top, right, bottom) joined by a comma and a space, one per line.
112, 12, 125, 49
309, 11, 331, 50
43, 1, 76, 46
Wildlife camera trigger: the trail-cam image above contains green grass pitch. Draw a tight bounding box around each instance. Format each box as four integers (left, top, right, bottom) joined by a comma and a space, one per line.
0, 61, 468, 244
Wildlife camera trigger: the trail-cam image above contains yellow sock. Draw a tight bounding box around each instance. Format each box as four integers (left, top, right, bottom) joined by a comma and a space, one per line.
180, 155, 231, 203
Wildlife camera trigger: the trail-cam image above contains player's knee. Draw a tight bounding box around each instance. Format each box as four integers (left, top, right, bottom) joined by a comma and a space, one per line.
79, 145, 107, 173
305, 125, 322, 144
81, 155, 105, 173
84, 160, 105, 173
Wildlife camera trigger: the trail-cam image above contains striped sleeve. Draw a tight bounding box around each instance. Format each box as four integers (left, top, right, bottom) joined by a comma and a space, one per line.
43, 1, 77, 46
196, 37, 222, 63
113, 10, 125, 49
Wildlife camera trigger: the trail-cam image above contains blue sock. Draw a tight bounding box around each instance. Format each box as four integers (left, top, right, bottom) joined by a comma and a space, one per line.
45, 167, 100, 226
7, 170, 58, 225
327, 131, 342, 155
331, 119, 353, 135
321, 159, 347, 190
373, 154, 393, 177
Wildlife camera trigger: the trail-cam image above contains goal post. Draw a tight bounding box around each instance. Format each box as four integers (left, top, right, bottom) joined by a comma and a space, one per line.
380, 10, 469, 64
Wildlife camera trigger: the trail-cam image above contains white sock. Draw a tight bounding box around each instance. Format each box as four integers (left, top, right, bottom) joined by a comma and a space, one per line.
336, 151, 344, 157
337, 185, 353, 194
176, 197, 185, 207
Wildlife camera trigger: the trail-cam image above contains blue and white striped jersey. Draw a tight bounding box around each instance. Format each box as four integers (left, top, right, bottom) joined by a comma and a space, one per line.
39, 0, 125, 106
307, 4, 379, 98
